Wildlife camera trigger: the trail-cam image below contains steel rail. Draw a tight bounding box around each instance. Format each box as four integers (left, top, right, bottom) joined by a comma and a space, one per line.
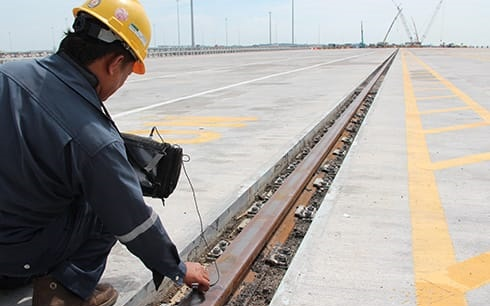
180, 50, 397, 306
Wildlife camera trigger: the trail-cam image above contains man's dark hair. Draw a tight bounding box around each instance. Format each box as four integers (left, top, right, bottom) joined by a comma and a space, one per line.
58, 14, 135, 68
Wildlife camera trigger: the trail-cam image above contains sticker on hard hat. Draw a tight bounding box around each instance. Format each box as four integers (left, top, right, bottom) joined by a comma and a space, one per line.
115, 8, 129, 22
129, 23, 147, 47
88, 0, 101, 8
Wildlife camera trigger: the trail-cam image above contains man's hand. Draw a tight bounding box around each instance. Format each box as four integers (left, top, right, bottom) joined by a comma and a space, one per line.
183, 262, 210, 292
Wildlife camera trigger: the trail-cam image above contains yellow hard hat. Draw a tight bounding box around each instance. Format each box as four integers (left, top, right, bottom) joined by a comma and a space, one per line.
73, 0, 151, 74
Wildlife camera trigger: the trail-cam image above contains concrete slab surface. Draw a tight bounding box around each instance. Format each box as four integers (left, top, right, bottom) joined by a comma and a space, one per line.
270, 48, 490, 306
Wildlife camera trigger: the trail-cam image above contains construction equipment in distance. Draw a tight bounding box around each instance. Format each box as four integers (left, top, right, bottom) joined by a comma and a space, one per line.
384, 0, 444, 47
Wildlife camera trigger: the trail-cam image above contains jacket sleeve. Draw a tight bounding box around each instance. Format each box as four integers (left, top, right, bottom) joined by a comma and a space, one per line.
75, 140, 186, 285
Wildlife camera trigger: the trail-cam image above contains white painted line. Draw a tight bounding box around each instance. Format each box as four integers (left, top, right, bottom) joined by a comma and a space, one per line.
113, 53, 371, 119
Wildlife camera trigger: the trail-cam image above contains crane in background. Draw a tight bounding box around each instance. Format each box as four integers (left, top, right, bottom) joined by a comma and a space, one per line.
391, 0, 413, 44
382, 9, 402, 45
385, 0, 444, 46
420, 0, 444, 44
411, 17, 420, 44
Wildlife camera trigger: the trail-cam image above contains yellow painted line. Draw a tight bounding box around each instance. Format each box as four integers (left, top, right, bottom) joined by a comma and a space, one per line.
430, 152, 490, 170
404, 50, 490, 305
417, 95, 457, 101
447, 252, 490, 290
412, 56, 490, 123
419, 106, 471, 115
402, 51, 465, 306
419, 252, 490, 303
415, 280, 467, 306
128, 116, 257, 144
129, 129, 221, 144
424, 122, 489, 135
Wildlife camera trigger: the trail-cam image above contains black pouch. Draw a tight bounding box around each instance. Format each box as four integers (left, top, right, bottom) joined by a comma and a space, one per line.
121, 129, 182, 203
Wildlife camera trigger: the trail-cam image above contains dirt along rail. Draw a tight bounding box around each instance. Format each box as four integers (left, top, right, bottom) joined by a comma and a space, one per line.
155, 49, 398, 306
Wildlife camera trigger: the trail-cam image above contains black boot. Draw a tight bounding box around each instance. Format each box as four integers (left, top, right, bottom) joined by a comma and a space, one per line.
32, 275, 118, 306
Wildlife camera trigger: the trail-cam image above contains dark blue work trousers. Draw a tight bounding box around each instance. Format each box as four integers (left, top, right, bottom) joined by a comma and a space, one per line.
0, 203, 116, 299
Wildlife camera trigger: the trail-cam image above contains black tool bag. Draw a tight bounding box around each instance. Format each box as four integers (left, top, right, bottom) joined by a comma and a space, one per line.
121, 131, 183, 203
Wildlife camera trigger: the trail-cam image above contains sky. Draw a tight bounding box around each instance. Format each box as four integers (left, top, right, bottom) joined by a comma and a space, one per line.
0, 0, 488, 52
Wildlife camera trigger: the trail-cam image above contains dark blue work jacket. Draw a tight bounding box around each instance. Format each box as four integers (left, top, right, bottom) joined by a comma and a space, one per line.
0, 54, 185, 283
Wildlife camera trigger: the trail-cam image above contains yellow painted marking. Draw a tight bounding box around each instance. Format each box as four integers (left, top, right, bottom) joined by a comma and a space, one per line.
415, 280, 467, 306
130, 129, 221, 144
430, 152, 490, 170
417, 95, 457, 101
403, 52, 461, 306
404, 50, 490, 306
128, 116, 257, 144
447, 252, 490, 290
417, 252, 490, 305
424, 122, 489, 135
411, 56, 490, 123
419, 106, 471, 115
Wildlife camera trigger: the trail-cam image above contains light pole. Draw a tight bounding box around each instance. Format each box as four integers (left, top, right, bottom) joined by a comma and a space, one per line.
176, 0, 181, 47
291, 0, 295, 45
190, 0, 195, 48
225, 18, 228, 46
269, 12, 272, 45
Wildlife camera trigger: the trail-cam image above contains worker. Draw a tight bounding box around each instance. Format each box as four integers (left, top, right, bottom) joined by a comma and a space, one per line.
0, 1, 209, 305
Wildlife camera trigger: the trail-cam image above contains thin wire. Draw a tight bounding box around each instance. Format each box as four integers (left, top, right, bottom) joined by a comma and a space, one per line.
149, 126, 220, 286
181, 155, 220, 287
149, 126, 164, 141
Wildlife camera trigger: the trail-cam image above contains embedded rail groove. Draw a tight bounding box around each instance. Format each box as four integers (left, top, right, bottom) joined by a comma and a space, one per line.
176, 50, 398, 306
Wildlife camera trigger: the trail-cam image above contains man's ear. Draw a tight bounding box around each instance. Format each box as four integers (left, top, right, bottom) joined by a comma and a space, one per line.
107, 54, 126, 75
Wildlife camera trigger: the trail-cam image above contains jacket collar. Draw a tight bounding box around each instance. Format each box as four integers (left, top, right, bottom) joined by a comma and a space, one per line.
36, 53, 104, 114
57, 52, 99, 89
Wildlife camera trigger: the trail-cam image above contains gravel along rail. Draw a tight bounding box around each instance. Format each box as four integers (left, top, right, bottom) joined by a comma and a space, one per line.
154, 49, 398, 306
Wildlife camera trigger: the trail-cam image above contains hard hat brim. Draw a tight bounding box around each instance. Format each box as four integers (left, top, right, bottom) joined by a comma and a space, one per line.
133, 60, 145, 74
